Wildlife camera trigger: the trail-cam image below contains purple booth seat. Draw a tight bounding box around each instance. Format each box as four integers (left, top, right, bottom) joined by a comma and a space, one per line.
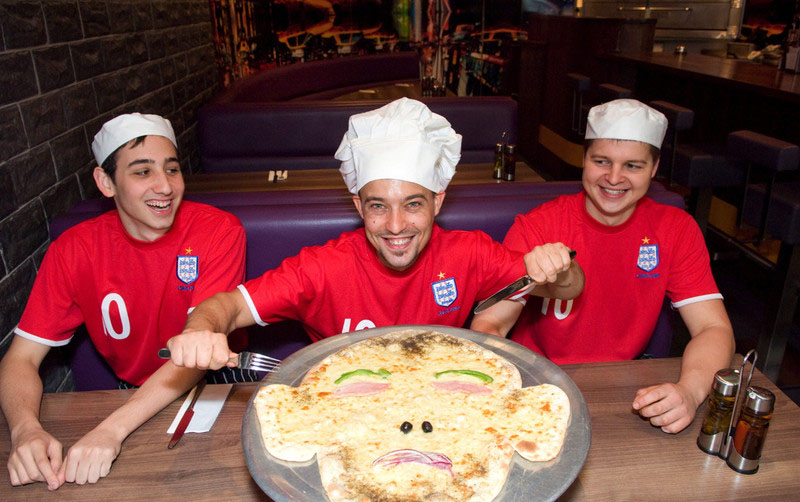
198, 97, 518, 173
52, 183, 685, 390
211, 53, 420, 104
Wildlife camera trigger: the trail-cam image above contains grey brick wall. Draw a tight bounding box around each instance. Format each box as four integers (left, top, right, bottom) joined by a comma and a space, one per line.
0, 0, 218, 392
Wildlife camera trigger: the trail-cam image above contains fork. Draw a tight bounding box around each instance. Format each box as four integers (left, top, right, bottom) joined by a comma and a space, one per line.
158, 348, 281, 373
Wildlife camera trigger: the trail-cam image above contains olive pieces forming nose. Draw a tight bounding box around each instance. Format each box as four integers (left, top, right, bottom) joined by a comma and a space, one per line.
400, 421, 433, 434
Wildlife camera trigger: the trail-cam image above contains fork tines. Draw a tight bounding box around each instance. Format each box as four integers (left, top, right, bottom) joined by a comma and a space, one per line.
240, 351, 281, 372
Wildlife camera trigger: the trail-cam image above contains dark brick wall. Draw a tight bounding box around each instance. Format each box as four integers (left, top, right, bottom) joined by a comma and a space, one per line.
0, 0, 218, 392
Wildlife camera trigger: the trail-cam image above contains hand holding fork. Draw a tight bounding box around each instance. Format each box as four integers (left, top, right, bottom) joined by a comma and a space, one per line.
162, 330, 281, 373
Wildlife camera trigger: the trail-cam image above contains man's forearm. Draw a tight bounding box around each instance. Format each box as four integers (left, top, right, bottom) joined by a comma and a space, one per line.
678, 327, 735, 405
0, 354, 46, 440
184, 290, 251, 335
91, 362, 205, 443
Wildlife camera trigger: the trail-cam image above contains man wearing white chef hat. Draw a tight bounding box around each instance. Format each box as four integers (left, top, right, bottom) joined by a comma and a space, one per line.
473, 99, 735, 434
0, 113, 256, 490
166, 98, 584, 372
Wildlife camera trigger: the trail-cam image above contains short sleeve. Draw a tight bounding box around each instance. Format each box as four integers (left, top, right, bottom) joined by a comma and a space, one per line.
15, 238, 84, 346
665, 213, 721, 306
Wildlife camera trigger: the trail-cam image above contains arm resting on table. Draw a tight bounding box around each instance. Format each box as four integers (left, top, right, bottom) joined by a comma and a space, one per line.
633, 299, 735, 433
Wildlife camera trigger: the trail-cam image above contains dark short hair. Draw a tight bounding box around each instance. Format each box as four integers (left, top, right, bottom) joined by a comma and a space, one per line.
100, 136, 147, 181
584, 138, 660, 163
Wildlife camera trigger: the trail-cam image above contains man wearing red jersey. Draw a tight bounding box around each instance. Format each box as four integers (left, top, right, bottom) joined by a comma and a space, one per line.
471, 99, 735, 433
0, 114, 250, 490
165, 98, 584, 370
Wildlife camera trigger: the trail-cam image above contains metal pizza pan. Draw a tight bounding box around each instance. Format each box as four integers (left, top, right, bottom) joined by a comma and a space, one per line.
242, 325, 591, 502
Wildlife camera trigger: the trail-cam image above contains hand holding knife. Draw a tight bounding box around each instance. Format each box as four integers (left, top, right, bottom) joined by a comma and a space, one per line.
168, 380, 206, 449
474, 249, 577, 314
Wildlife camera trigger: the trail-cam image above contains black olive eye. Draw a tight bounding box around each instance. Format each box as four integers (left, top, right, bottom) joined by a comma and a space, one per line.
400, 421, 412, 434
422, 421, 433, 433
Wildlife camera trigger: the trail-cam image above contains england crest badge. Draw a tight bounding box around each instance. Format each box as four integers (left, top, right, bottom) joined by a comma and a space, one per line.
637, 244, 659, 272
177, 255, 199, 284
431, 277, 458, 307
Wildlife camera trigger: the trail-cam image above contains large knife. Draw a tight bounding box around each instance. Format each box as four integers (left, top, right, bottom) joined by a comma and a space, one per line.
474, 249, 577, 315
168, 380, 206, 449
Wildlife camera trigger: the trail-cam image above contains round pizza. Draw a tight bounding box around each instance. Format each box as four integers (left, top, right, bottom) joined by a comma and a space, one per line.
254, 329, 570, 502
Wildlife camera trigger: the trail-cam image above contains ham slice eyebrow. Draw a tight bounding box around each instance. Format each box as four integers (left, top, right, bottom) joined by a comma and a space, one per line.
333, 381, 391, 398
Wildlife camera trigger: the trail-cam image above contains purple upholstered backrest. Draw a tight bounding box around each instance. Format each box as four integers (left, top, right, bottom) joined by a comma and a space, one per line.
198, 97, 517, 172
52, 181, 684, 390
211, 53, 420, 104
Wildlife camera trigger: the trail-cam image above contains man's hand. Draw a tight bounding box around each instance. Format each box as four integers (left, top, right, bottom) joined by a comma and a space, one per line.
167, 330, 236, 370
523, 243, 574, 284
7, 423, 63, 490
57, 425, 121, 485
632, 382, 701, 434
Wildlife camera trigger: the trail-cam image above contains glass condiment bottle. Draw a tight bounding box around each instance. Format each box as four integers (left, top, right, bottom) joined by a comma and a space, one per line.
503, 144, 516, 181
726, 386, 775, 474
493, 143, 504, 179
697, 368, 739, 456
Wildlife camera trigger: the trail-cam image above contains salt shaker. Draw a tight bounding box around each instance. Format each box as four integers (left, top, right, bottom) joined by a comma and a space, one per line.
493, 143, 504, 179
726, 386, 775, 474
503, 144, 516, 181
697, 368, 739, 456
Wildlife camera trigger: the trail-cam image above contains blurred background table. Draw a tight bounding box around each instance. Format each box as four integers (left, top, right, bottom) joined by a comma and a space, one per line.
184, 162, 542, 193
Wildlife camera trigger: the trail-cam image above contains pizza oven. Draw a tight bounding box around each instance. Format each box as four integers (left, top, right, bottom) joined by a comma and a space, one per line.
580, 0, 746, 51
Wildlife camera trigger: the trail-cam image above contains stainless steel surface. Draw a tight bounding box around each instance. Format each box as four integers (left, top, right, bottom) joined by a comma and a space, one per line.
241, 325, 591, 502
727, 446, 760, 474
582, 0, 745, 43
697, 430, 727, 455
474, 276, 534, 314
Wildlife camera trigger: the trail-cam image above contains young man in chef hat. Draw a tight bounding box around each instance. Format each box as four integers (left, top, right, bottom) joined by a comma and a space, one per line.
472, 99, 735, 433
0, 113, 255, 490
165, 98, 584, 371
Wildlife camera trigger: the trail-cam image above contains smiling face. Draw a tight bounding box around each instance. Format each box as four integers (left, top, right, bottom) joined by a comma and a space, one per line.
254, 330, 570, 502
352, 179, 445, 272
582, 138, 659, 226
93, 135, 184, 242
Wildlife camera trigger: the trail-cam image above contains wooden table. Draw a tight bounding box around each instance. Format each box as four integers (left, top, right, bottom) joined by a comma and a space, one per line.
2, 358, 798, 500
184, 162, 543, 193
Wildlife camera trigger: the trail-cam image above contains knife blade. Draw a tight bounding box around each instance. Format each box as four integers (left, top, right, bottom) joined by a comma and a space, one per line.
168, 380, 206, 449
473, 249, 577, 315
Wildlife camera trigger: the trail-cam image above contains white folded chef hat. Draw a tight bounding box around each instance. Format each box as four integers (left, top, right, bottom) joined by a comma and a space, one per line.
335, 97, 462, 194
92, 113, 177, 166
585, 99, 668, 149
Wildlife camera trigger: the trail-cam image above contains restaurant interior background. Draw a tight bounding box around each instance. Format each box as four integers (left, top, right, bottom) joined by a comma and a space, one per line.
0, 0, 798, 402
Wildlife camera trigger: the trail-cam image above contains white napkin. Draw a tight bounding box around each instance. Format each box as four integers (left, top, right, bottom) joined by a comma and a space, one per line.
166, 383, 233, 434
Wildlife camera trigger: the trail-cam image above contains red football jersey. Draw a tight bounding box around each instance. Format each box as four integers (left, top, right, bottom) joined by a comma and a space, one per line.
504, 192, 722, 363
241, 225, 526, 341
15, 201, 246, 385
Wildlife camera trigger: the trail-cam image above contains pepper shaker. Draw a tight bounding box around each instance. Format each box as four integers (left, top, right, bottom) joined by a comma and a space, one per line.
727, 386, 775, 474
697, 368, 739, 456
503, 144, 516, 181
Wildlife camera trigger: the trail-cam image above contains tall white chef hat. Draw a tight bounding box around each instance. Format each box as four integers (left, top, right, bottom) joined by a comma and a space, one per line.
335, 98, 462, 194
585, 99, 668, 149
92, 113, 177, 166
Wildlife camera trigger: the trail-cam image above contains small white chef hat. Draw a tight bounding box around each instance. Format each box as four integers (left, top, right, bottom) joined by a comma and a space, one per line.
91, 113, 177, 166
585, 99, 668, 149
335, 98, 462, 194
